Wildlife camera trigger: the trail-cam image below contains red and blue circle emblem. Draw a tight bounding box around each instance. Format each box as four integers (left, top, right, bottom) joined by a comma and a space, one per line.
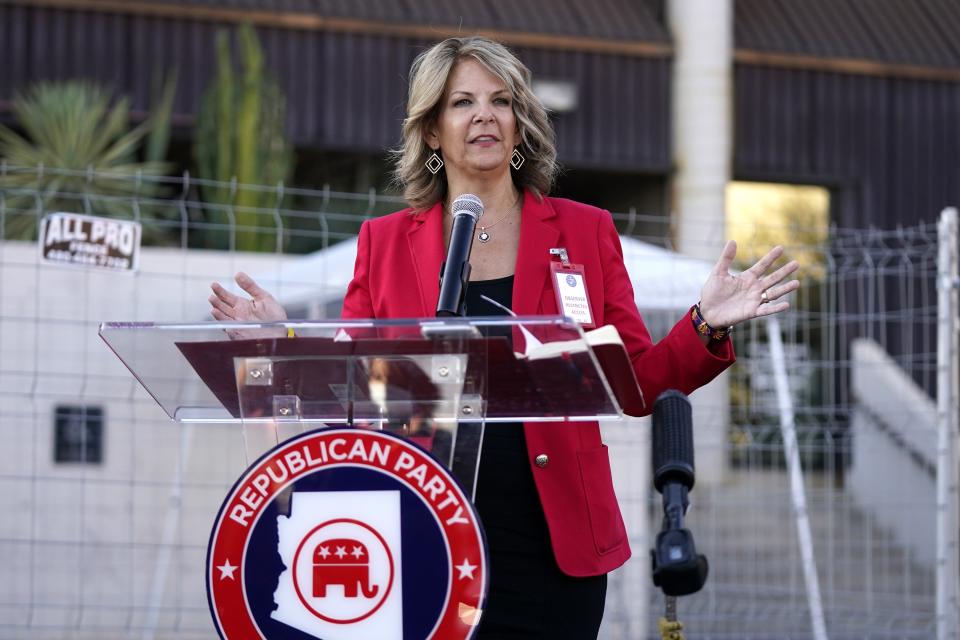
207, 428, 488, 639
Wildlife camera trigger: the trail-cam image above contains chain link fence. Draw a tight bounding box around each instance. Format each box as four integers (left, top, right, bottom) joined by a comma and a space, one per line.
0, 167, 957, 639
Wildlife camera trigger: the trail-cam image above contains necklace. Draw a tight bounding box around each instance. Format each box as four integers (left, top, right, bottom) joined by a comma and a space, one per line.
476, 194, 522, 243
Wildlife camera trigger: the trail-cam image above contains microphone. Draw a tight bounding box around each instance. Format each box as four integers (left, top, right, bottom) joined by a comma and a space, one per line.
650, 390, 709, 597
436, 194, 483, 317
652, 389, 695, 501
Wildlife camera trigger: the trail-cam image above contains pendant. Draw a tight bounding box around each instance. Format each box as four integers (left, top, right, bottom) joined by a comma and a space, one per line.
478, 230, 490, 243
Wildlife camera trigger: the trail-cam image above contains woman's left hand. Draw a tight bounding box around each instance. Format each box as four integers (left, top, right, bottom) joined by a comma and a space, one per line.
698, 240, 800, 329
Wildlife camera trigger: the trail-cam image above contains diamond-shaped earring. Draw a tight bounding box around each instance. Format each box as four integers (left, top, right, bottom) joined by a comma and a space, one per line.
510, 148, 525, 170
425, 152, 444, 175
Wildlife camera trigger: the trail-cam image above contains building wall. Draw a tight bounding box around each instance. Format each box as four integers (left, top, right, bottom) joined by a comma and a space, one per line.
4, 2, 959, 230
0, 3, 673, 173
735, 64, 960, 228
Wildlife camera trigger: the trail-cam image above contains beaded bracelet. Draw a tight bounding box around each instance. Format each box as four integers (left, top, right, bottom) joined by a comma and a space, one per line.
691, 303, 732, 341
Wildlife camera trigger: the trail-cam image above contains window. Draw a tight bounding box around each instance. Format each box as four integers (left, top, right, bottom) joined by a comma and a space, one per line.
54, 405, 104, 464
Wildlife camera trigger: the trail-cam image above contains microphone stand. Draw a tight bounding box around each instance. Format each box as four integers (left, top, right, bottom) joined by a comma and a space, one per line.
650, 390, 708, 640
658, 599, 685, 640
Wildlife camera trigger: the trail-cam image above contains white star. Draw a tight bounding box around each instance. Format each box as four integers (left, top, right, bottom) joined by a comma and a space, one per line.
455, 559, 477, 580
217, 559, 238, 580
317, 546, 330, 559
351, 545, 365, 559
335, 546, 347, 559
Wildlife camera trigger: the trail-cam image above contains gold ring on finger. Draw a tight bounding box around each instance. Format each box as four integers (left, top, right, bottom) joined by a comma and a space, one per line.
761, 290, 769, 304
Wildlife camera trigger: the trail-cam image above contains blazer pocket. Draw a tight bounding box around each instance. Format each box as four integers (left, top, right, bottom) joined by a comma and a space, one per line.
577, 445, 628, 555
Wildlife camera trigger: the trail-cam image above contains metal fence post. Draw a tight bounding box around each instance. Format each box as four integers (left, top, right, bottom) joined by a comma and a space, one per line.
936, 206, 959, 640
767, 315, 829, 640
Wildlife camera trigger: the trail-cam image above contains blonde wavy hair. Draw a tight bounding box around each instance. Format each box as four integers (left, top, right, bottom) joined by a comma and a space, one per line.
393, 37, 558, 211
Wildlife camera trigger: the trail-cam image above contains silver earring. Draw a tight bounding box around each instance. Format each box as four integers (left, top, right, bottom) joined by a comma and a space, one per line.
425, 152, 444, 175
510, 148, 525, 170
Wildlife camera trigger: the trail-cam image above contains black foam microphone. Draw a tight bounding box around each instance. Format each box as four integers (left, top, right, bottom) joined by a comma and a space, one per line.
652, 390, 695, 500
436, 194, 483, 317
650, 390, 709, 597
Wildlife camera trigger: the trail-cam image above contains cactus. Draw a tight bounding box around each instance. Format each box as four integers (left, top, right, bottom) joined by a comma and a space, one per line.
195, 23, 293, 252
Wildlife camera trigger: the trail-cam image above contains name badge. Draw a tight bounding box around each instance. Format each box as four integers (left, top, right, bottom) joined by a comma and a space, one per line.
550, 260, 595, 328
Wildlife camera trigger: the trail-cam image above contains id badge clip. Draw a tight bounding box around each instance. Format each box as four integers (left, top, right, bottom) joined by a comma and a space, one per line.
549, 248, 595, 329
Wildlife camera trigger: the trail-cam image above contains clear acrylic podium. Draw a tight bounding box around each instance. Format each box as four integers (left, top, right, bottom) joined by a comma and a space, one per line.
99, 316, 629, 497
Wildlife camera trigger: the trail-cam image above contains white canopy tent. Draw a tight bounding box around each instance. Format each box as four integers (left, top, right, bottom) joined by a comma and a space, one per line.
617, 236, 714, 311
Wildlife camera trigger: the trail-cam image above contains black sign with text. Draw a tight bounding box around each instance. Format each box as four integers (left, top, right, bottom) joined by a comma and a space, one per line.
39, 212, 141, 272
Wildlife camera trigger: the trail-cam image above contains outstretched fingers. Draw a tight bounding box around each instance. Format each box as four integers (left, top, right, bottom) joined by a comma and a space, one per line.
713, 240, 738, 276
208, 293, 235, 318
762, 278, 801, 303
210, 281, 238, 306
235, 272, 269, 301
754, 299, 791, 317
747, 245, 785, 278
762, 259, 800, 288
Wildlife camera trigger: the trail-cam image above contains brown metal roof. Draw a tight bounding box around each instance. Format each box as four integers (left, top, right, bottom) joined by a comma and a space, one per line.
735, 0, 960, 70
57, 0, 671, 44
8, 0, 960, 72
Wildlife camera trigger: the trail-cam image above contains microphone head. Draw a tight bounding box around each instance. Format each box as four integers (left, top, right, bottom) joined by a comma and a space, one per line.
451, 194, 484, 222
652, 389, 695, 492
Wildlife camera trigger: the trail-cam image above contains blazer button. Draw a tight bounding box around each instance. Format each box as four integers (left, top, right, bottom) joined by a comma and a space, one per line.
534, 454, 549, 468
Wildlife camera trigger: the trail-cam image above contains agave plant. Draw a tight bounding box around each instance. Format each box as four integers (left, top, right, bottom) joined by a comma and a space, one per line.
0, 76, 175, 241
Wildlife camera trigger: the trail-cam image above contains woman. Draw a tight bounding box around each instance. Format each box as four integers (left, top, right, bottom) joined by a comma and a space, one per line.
210, 36, 799, 638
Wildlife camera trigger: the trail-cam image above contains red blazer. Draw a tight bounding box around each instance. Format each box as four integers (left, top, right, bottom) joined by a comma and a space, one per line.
342, 192, 734, 576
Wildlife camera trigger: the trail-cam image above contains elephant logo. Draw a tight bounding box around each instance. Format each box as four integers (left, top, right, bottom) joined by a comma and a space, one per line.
313, 538, 379, 598
289, 517, 395, 625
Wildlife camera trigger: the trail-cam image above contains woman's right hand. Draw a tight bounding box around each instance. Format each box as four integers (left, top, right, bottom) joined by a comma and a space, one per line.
209, 272, 288, 324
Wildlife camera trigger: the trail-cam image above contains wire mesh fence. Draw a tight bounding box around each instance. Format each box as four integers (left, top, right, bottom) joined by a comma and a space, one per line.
636, 217, 956, 640
0, 167, 956, 639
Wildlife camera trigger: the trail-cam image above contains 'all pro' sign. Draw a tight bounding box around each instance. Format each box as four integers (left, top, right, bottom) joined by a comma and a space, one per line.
39, 212, 141, 272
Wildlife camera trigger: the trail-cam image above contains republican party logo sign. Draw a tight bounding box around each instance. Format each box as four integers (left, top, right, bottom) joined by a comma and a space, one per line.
207, 428, 487, 640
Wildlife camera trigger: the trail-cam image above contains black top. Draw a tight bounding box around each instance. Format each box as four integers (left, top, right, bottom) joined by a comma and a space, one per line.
464, 274, 527, 463
464, 273, 515, 319
463, 275, 536, 526
465, 275, 607, 639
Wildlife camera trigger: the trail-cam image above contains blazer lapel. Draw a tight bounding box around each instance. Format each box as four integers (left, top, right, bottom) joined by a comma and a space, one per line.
407, 202, 445, 316
513, 192, 560, 316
